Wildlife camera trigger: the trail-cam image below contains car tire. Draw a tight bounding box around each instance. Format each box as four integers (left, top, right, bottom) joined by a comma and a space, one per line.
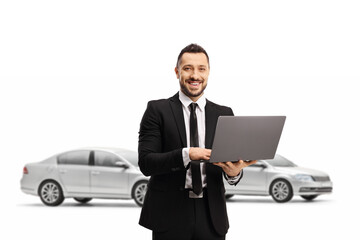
38, 180, 65, 206
74, 197, 92, 204
132, 180, 148, 207
270, 179, 293, 203
300, 195, 319, 201
225, 194, 234, 199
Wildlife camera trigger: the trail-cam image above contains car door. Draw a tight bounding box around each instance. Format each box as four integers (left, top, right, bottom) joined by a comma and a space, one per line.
90, 150, 129, 197
233, 161, 268, 194
57, 150, 91, 194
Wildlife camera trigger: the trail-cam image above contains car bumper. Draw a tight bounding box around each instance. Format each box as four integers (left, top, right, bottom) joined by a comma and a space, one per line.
21, 186, 37, 195
292, 181, 333, 195
20, 177, 38, 196
298, 187, 333, 193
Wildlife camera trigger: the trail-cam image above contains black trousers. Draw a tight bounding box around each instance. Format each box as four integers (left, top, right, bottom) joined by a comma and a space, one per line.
152, 189, 225, 240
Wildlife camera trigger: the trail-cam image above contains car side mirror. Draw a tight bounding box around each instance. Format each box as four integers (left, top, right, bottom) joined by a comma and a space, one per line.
115, 161, 129, 168
261, 164, 267, 168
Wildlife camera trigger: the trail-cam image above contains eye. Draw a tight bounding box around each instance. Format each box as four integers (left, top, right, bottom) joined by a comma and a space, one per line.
183, 66, 192, 71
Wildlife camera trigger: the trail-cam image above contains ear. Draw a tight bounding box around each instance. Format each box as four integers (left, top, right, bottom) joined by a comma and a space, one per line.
174, 67, 180, 79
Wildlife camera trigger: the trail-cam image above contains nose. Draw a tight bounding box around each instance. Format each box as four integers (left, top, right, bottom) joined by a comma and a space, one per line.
191, 69, 201, 80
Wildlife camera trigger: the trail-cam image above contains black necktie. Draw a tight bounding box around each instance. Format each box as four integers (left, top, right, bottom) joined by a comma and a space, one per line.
189, 103, 202, 195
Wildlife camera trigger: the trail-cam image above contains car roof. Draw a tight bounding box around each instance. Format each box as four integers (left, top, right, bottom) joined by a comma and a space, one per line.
62, 147, 137, 155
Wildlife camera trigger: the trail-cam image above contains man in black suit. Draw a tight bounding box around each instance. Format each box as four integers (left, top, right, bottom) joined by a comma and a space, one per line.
138, 44, 257, 240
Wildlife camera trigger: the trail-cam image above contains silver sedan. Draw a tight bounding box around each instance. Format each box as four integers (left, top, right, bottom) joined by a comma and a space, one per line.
20, 148, 149, 206
224, 154, 333, 203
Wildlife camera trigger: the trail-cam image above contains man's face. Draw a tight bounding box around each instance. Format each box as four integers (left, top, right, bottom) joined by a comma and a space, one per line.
175, 52, 209, 101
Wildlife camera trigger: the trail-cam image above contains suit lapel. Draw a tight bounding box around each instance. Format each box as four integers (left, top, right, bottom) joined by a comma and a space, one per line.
205, 100, 218, 149
205, 100, 222, 178
169, 93, 187, 147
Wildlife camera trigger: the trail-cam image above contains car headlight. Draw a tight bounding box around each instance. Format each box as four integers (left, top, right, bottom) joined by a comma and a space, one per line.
295, 174, 314, 182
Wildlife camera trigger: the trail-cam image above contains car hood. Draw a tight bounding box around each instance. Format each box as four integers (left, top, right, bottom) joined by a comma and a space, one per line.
273, 166, 329, 176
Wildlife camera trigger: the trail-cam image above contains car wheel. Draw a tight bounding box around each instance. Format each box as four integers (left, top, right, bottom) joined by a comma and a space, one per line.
225, 194, 234, 199
270, 179, 293, 203
132, 180, 148, 207
300, 195, 319, 201
74, 198, 92, 204
38, 180, 65, 206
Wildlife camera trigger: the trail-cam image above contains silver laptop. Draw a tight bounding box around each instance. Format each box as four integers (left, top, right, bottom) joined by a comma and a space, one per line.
209, 116, 286, 163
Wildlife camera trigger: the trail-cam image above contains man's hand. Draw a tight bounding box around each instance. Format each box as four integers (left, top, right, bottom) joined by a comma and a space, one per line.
189, 148, 211, 161
213, 160, 257, 177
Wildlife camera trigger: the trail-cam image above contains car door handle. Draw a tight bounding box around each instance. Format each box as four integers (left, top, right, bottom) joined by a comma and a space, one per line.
91, 171, 100, 175
59, 169, 67, 174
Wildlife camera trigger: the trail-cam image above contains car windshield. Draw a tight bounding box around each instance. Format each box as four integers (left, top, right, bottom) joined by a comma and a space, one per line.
267, 155, 297, 167
115, 150, 138, 167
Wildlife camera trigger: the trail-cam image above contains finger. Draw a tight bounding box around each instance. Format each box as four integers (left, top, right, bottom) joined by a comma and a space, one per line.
230, 160, 242, 167
245, 160, 257, 166
203, 150, 211, 160
214, 162, 225, 167
213, 162, 227, 169
233, 160, 243, 166
224, 161, 234, 168
221, 163, 231, 172
212, 162, 222, 167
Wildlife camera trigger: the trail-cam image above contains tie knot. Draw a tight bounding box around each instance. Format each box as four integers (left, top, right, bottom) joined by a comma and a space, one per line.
189, 102, 198, 112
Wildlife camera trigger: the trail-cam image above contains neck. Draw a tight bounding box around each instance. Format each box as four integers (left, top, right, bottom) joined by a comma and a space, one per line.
181, 90, 204, 102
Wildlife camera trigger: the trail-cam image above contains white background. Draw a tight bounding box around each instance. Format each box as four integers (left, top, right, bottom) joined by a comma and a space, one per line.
1, 0, 359, 239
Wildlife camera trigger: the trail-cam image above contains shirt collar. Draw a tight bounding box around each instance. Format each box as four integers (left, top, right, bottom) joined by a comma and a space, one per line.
178, 90, 206, 112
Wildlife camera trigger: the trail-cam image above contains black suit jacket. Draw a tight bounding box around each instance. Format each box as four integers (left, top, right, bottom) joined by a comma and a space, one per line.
138, 92, 237, 236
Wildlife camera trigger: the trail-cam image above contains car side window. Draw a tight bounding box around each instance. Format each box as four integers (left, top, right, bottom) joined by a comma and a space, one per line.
248, 162, 265, 168
94, 151, 121, 167
58, 151, 90, 165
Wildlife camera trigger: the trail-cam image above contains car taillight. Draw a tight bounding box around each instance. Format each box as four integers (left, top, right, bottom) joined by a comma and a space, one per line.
23, 166, 28, 174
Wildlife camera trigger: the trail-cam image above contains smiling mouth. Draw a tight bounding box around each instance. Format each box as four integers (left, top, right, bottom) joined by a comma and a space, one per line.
180, 79, 207, 98
187, 80, 202, 87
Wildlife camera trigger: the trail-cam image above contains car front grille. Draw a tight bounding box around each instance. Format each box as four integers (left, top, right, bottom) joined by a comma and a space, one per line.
312, 176, 330, 182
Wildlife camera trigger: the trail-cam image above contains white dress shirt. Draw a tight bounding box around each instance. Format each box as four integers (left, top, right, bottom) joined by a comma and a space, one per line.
179, 91, 241, 197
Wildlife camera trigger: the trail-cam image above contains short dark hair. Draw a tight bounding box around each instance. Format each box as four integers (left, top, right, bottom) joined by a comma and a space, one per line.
176, 43, 210, 68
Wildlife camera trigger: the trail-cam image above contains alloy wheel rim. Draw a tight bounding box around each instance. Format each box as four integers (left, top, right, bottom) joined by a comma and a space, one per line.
272, 181, 289, 201
41, 182, 59, 203
135, 183, 147, 205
